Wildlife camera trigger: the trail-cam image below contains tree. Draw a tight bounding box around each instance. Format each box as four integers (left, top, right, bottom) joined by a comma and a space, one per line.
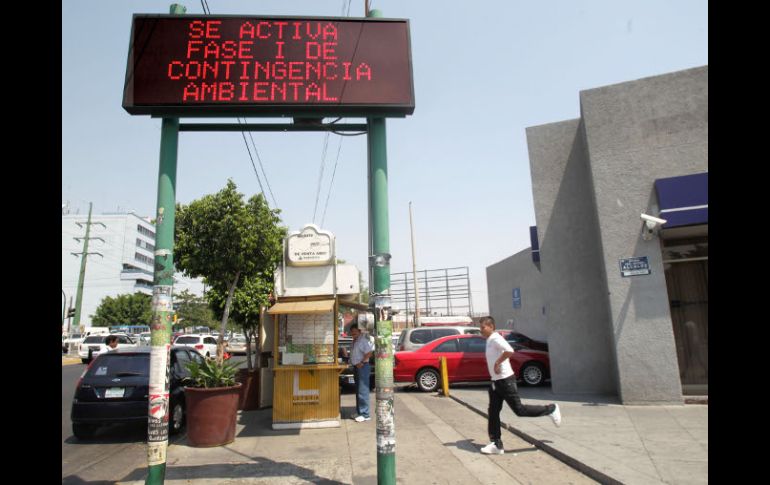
91, 293, 152, 326
174, 289, 217, 330
174, 180, 286, 362
207, 272, 274, 370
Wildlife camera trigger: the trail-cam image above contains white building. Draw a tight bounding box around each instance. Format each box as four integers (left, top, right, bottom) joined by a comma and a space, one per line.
62, 212, 205, 329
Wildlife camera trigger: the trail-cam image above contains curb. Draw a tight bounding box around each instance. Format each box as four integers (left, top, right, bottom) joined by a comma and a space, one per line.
448, 394, 622, 485
62, 357, 82, 366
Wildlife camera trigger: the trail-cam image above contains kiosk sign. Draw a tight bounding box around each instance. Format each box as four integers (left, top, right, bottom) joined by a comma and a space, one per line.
123, 15, 414, 116
286, 224, 334, 266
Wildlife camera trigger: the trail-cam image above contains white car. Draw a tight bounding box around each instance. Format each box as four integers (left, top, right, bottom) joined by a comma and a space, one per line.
173, 334, 219, 358
78, 334, 137, 363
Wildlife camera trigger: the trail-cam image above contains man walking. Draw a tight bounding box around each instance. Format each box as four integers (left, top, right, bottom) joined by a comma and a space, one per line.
349, 322, 374, 422
479, 316, 561, 455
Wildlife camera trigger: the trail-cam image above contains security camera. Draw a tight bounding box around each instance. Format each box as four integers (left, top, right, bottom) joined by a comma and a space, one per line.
640, 213, 667, 240
640, 213, 667, 229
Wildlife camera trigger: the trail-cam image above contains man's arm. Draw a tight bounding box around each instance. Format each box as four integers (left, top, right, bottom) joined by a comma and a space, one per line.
494, 351, 514, 373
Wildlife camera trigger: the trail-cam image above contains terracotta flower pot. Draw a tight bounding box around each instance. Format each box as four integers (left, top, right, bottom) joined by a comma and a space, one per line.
184, 383, 242, 447
236, 369, 260, 411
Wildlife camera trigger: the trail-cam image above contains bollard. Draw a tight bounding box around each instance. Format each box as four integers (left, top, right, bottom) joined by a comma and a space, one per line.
439, 356, 450, 397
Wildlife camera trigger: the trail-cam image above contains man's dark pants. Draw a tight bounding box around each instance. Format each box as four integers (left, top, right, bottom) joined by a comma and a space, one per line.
488, 375, 554, 444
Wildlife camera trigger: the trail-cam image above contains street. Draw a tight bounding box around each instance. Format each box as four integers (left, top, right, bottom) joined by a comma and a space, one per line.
62, 355, 252, 482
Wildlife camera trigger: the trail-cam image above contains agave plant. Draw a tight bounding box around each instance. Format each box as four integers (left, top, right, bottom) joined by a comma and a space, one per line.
184, 357, 240, 388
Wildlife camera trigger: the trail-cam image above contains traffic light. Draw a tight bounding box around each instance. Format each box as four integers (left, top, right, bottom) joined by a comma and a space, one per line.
67, 308, 76, 318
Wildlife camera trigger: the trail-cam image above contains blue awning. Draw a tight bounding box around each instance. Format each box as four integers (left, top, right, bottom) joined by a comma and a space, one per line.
654, 172, 708, 228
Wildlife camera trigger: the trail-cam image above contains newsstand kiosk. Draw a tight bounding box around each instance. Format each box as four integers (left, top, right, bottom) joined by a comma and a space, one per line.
267, 224, 360, 429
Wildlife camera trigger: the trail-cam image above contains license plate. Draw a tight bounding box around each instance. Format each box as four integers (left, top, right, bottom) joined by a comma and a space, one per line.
347, 376, 355, 384
105, 387, 124, 398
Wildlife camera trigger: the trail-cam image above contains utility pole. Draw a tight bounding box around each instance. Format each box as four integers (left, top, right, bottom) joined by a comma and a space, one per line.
61, 289, 67, 331
409, 202, 420, 328
71, 202, 105, 330
145, 7, 184, 484
367, 9, 396, 485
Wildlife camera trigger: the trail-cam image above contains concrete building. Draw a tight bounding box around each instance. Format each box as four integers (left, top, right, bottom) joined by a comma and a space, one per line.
62, 212, 204, 330
488, 66, 707, 404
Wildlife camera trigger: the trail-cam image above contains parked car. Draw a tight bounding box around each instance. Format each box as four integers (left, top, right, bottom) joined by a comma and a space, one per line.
395, 325, 481, 352
497, 330, 549, 352
225, 335, 257, 355
70, 346, 205, 439
394, 334, 551, 391
77, 334, 137, 364
172, 334, 218, 358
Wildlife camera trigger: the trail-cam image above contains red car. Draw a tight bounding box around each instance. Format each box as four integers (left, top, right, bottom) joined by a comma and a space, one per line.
394, 334, 550, 392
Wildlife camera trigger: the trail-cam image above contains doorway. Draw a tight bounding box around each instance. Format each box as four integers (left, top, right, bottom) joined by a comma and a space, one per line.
662, 230, 708, 395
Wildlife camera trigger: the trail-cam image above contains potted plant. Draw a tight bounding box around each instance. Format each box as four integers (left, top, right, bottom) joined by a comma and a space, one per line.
183, 357, 242, 447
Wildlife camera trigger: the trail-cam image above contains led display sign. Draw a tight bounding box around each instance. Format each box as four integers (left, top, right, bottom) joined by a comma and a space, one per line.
123, 15, 414, 116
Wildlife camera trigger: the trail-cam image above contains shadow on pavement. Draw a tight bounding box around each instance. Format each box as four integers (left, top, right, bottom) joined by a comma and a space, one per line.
63, 422, 149, 445
115, 456, 348, 484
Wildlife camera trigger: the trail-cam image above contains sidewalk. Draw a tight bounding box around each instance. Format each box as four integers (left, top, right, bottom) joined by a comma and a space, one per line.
449, 385, 708, 485
113, 389, 596, 484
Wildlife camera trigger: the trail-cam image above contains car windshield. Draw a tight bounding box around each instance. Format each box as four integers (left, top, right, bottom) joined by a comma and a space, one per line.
83, 336, 106, 344
70, 334, 82, 339
86, 354, 149, 378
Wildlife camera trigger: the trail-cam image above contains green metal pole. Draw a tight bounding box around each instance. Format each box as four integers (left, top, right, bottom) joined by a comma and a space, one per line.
145, 8, 185, 485
145, 117, 180, 485
367, 10, 396, 483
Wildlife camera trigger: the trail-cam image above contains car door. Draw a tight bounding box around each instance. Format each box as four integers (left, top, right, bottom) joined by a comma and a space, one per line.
204, 337, 218, 356
459, 336, 488, 380
431, 338, 463, 380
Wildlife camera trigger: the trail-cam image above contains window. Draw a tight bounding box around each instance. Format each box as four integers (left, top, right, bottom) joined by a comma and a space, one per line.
137, 225, 156, 239
136, 238, 155, 252
86, 354, 150, 377
174, 336, 198, 345
174, 350, 192, 375
432, 329, 457, 340
204, 337, 217, 345
410, 329, 433, 344
117, 335, 133, 344
433, 339, 459, 353
135, 252, 154, 265
83, 336, 106, 344
460, 337, 487, 353
189, 350, 205, 364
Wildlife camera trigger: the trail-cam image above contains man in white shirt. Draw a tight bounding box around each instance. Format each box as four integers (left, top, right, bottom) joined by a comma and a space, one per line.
349, 323, 374, 422
479, 316, 561, 455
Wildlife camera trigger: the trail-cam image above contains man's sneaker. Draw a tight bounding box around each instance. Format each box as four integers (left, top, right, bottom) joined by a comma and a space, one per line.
354, 415, 371, 422
480, 442, 504, 455
550, 404, 562, 427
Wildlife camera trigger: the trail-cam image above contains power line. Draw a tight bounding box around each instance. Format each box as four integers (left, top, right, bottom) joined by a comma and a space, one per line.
237, 125, 267, 200
321, 136, 344, 227
312, 132, 331, 223
243, 120, 279, 207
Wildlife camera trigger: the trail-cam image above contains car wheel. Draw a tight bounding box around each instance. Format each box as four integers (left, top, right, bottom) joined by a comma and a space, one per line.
169, 402, 185, 434
72, 423, 97, 440
520, 362, 545, 386
206, 352, 210, 358
416, 368, 440, 392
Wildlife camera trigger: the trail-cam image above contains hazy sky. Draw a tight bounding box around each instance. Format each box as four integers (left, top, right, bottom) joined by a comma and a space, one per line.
62, 0, 708, 314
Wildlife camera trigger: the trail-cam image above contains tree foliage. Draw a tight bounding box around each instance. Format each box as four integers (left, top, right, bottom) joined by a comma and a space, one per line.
174, 289, 217, 329
91, 293, 152, 326
174, 180, 286, 362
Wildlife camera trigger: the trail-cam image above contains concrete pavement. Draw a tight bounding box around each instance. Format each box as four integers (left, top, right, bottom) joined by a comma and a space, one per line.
113, 388, 595, 484
449, 385, 708, 485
